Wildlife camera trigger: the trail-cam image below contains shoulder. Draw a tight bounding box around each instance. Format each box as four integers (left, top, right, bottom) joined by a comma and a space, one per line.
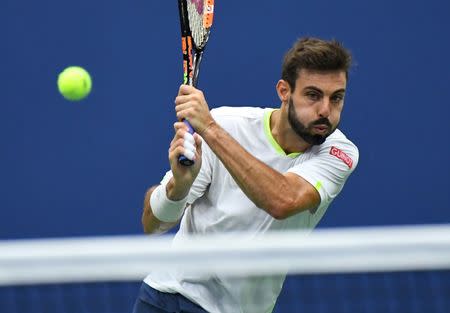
313, 129, 359, 170
210, 106, 272, 132
324, 129, 358, 152
210, 106, 269, 121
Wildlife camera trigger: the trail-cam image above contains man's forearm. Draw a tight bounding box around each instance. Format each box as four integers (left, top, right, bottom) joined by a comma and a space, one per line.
201, 123, 295, 218
141, 186, 179, 234
166, 177, 191, 201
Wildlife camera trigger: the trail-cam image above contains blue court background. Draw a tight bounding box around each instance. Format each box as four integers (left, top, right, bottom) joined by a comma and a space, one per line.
2, 0, 450, 239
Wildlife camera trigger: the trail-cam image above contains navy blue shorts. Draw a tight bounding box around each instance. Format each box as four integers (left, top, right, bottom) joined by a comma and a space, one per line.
132, 283, 209, 313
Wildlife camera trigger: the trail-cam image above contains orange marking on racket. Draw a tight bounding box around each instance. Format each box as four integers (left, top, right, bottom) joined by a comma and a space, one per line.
181, 37, 187, 53
187, 36, 194, 78
203, 0, 214, 28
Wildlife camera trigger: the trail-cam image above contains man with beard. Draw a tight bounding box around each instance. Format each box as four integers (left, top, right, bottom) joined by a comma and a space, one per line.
134, 37, 359, 313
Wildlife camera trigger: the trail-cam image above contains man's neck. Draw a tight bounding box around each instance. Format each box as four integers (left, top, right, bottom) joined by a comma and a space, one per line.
270, 109, 311, 154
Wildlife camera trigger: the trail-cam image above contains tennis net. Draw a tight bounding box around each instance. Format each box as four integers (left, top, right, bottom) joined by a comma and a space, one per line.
1, 224, 449, 313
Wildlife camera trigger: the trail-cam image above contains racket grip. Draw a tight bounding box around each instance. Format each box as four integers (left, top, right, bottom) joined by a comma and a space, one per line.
178, 119, 195, 166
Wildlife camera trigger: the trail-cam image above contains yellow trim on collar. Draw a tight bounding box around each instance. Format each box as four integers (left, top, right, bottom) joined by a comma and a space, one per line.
263, 109, 301, 158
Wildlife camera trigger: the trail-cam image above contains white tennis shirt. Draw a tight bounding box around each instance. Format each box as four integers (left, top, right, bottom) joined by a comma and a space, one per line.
144, 106, 359, 313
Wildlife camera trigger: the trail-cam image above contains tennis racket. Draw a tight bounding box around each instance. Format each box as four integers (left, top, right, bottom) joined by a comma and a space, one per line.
177, 0, 215, 166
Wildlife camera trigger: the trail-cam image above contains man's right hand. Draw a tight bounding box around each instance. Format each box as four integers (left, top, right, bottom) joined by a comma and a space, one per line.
167, 122, 203, 200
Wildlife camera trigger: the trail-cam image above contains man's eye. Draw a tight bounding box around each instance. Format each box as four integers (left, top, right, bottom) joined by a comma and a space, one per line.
331, 95, 344, 103
307, 93, 320, 101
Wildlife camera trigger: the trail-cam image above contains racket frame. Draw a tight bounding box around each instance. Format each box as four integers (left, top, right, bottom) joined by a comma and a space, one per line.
177, 0, 213, 165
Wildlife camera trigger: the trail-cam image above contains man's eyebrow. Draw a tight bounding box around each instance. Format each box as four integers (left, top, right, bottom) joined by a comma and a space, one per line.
332, 88, 346, 94
303, 86, 324, 94
303, 87, 346, 94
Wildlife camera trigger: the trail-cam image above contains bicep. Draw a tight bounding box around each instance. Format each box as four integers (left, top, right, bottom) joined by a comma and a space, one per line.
283, 172, 321, 216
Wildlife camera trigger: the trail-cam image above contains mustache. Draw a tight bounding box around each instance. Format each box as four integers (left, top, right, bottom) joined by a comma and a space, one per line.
310, 118, 332, 128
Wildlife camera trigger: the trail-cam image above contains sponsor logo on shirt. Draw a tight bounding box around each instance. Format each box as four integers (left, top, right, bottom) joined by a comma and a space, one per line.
330, 146, 353, 169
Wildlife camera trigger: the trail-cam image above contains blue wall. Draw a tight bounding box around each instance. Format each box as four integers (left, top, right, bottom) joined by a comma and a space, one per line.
2, 0, 449, 239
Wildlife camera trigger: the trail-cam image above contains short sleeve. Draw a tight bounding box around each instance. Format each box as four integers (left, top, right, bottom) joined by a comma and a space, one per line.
287, 139, 359, 208
158, 137, 213, 204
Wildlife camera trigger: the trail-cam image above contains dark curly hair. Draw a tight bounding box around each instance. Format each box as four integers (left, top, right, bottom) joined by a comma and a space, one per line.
282, 37, 352, 90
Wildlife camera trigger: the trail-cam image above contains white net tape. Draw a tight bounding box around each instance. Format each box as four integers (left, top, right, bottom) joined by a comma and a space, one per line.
0, 224, 449, 286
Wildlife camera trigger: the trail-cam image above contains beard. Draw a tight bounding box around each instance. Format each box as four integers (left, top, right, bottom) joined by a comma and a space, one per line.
287, 98, 337, 146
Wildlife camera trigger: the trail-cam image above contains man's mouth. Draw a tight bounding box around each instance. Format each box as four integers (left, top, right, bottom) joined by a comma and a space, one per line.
312, 125, 329, 134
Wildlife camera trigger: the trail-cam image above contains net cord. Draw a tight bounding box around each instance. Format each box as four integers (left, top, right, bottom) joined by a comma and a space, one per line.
0, 224, 449, 285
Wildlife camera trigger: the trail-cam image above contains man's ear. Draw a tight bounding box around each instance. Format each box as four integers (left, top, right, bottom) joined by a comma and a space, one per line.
276, 80, 291, 103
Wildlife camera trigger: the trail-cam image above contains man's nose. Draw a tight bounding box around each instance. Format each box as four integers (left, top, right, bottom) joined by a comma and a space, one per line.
317, 99, 331, 118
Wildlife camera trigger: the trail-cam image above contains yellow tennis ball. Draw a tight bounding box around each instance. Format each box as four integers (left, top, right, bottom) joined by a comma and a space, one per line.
57, 66, 92, 101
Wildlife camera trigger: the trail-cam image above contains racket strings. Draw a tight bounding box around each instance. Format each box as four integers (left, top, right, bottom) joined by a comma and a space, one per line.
187, 0, 213, 49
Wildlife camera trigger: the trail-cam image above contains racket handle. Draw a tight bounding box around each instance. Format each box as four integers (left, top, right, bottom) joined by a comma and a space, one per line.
178, 119, 195, 166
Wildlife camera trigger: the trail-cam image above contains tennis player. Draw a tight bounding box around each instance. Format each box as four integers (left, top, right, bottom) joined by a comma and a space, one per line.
133, 37, 359, 313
